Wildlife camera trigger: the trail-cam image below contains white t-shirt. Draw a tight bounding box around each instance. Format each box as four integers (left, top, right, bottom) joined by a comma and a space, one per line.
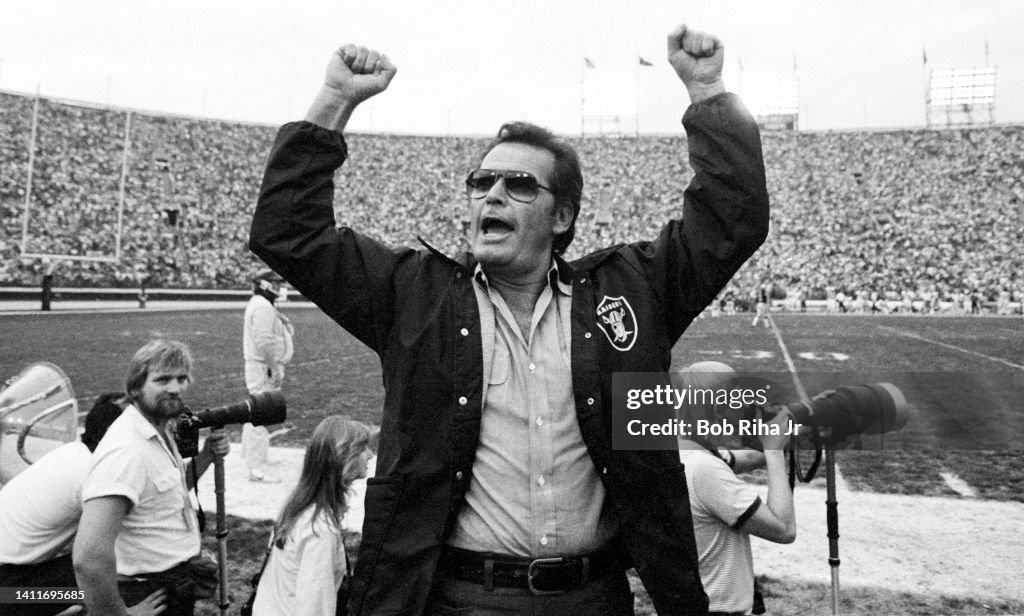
253, 507, 348, 616
81, 405, 199, 575
0, 441, 91, 564
679, 447, 762, 614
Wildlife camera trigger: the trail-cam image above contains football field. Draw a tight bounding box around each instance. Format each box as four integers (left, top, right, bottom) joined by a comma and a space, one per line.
2, 305, 1021, 501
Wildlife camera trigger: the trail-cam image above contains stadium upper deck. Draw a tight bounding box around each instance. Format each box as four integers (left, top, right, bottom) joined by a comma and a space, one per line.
1, 90, 1021, 306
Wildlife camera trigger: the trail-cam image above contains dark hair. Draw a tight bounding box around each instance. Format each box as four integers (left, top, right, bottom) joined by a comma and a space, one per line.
479, 121, 583, 255
81, 392, 127, 452
125, 339, 193, 400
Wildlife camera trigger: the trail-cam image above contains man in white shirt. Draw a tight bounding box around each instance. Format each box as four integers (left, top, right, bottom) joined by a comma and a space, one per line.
0, 394, 166, 616
73, 340, 229, 616
242, 270, 294, 482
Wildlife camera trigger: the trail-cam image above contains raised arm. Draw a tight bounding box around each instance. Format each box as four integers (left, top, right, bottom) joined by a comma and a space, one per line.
305, 44, 397, 132
249, 45, 406, 351
630, 24, 769, 341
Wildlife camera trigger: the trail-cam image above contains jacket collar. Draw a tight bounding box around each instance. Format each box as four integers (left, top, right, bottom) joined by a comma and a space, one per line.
417, 236, 579, 286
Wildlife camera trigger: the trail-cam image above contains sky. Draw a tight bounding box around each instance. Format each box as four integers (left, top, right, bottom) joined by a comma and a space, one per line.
1, 0, 1022, 136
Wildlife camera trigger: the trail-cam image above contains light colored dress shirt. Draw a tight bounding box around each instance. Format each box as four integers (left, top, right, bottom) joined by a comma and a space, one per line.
449, 263, 617, 557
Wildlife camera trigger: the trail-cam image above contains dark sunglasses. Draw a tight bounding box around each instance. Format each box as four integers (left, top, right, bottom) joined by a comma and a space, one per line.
465, 169, 554, 203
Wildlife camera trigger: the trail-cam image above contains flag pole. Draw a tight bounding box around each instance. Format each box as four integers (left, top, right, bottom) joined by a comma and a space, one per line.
634, 57, 640, 137
580, 58, 585, 136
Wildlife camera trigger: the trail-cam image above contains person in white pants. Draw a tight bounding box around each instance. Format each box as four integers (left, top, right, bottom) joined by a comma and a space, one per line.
243, 270, 294, 482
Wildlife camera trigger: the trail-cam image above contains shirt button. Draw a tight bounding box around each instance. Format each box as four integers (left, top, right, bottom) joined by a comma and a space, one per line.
580, 277, 586, 284
536, 417, 544, 427
458, 396, 468, 405
587, 397, 595, 405
537, 475, 545, 486
540, 535, 549, 546
455, 271, 463, 279
529, 362, 536, 372
455, 471, 464, 480
601, 467, 608, 475
584, 332, 592, 339
460, 328, 469, 336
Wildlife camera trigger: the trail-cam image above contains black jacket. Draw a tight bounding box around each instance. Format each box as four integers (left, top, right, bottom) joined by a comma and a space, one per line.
249, 92, 769, 615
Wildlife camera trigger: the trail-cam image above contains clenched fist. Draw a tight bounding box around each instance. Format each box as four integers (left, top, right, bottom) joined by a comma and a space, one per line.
306, 44, 397, 131
324, 44, 398, 105
666, 24, 726, 103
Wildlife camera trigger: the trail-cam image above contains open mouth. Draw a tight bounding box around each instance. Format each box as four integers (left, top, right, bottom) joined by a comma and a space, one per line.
481, 216, 514, 237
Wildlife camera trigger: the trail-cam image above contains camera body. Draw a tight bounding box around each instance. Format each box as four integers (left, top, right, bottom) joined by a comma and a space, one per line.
174, 391, 286, 458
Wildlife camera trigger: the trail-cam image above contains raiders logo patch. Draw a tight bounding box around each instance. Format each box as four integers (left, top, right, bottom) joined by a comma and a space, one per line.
596, 295, 637, 351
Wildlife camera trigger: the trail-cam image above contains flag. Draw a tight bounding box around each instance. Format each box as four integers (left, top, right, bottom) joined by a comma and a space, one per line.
638, 56, 653, 67
584, 57, 595, 69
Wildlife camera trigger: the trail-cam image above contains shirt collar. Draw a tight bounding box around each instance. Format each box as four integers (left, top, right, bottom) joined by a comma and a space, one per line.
474, 261, 571, 297
123, 403, 161, 441
123, 403, 180, 459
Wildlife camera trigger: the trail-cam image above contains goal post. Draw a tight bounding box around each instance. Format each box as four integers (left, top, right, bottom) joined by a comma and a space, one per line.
18, 94, 131, 265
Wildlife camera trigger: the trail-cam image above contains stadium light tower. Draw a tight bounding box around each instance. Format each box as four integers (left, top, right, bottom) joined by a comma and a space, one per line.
926, 67, 997, 127
744, 77, 800, 131
580, 78, 638, 137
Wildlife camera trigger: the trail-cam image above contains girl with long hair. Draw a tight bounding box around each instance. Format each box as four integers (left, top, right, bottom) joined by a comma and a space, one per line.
252, 416, 377, 615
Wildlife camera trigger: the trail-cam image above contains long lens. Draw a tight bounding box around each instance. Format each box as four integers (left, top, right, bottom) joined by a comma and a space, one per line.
193, 391, 286, 428
788, 383, 908, 448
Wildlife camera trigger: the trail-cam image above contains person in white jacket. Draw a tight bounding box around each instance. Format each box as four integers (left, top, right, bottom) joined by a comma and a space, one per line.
242, 269, 294, 482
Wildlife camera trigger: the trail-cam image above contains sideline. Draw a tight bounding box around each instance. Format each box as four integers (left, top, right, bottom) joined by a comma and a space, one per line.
202, 445, 1024, 603
194, 442, 372, 533
0, 300, 323, 315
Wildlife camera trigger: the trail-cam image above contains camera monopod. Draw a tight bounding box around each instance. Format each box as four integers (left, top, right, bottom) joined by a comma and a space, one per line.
780, 382, 908, 615
178, 391, 286, 616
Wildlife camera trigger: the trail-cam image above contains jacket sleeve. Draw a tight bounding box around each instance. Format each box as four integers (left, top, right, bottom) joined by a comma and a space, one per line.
629, 93, 770, 342
249, 122, 412, 353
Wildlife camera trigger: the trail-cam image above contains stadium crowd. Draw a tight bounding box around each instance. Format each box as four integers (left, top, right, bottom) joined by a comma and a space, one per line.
1, 90, 1021, 312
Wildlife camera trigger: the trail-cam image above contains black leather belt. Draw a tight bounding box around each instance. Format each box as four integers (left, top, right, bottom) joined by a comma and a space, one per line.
438, 544, 628, 595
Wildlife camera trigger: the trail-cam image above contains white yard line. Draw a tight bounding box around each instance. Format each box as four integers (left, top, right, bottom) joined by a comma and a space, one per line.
875, 325, 1024, 370
939, 471, 979, 498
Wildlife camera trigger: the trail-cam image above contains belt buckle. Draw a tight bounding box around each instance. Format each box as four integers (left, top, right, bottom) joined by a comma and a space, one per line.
527, 557, 568, 595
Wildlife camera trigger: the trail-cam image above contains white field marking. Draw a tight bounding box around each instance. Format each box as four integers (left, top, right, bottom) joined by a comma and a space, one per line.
268, 427, 292, 440
797, 351, 850, 361
939, 471, 978, 498
768, 318, 812, 405
876, 325, 1024, 370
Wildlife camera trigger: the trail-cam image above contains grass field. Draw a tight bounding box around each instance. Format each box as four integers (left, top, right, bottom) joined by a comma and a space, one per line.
1, 305, 1022, 614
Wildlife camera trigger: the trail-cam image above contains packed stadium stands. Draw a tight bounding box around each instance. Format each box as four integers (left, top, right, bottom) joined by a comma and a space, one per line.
1, 90, 1021, 311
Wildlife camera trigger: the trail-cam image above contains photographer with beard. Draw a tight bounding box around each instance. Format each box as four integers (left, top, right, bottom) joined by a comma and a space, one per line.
73, 340, 230, 616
